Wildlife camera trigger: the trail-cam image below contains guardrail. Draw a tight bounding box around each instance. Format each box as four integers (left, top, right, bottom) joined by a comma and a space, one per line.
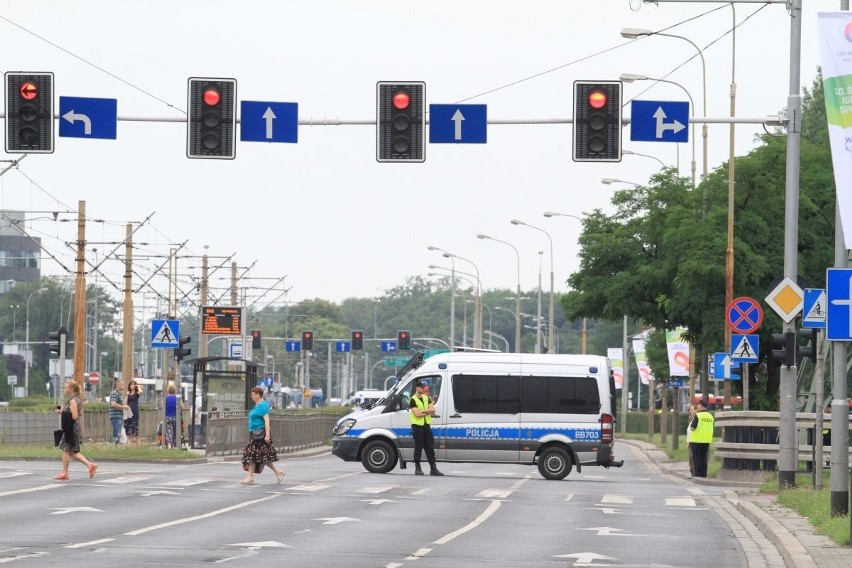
714, 411, 852, 472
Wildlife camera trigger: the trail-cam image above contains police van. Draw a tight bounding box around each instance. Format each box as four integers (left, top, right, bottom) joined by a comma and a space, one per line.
331, 351, 623, 480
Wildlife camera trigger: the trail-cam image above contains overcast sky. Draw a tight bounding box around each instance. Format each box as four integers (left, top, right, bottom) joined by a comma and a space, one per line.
0, 0, 835, 316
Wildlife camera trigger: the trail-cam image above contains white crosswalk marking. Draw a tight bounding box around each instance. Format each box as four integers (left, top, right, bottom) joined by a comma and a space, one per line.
161, 478, 215, 487
476, 489, 513, 499
358, 486, 395, 494
0, 472, 31, 478
666, 497, 697, 507
288, 484, 330, 492
99, 475, 155, 484
601, 494, 633, 504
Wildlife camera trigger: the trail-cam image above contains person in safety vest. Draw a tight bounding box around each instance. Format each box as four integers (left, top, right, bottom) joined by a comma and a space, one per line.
689, 399, 715, 478
410, 380, 444, 476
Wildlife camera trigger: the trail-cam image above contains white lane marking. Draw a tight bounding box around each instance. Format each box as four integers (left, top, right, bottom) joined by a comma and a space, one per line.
601, 494, 632, 504
666, 497, 696, 507
65, 539, 114, 549
50, 507, 102, 515
361, 499, 396, 506
315, 517, 359, 525
0, 551, 49, 563
288, 484, 330, 492
0, 472, 30, 479
565, 494, 574, 502
124, 493, 282, 536
476, 489, 512, 499
358, 486, 395, 494
99, 475, 154, 484
433, 500, 503, 545
405, 547, 433, 560
227, 541, 290, 549
410, 488, 430, 495
0, 484, 63, 498
161, 477, 215, 487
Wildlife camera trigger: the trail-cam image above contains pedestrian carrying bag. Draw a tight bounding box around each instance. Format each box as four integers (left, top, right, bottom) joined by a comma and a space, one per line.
250, 428, 265, 441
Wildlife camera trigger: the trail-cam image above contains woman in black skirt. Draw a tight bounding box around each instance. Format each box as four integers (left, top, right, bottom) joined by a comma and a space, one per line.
240, 387, 285, 485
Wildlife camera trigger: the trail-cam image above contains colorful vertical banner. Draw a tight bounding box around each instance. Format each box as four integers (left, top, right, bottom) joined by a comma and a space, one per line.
607, 348, 624, 389
632, 337, 653, 385
819, 12, 852, 244
665, 327, 690, 377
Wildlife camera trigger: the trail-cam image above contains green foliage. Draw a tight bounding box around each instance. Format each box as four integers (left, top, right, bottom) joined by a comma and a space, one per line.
761, 472, 851, 546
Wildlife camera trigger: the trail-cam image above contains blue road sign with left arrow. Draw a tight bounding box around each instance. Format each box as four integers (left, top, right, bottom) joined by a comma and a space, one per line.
59, 96, 117, 140
429, 104, 487, 143
629, 100, 689, 143
240, 101, 298, 143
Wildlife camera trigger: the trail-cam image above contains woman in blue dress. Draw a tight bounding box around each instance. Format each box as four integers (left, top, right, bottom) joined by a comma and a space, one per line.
240, 386, 285, 485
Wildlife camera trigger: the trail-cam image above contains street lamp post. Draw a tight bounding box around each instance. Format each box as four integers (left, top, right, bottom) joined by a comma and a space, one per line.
25, 287, 48, 396
429, 246, 482, 348
620, 28, 708, 185
601, 178, 640, 186
511, 219, 555, 354
619, 73, 697, 189
477, 234, 521, 353
427, 247, 456, 347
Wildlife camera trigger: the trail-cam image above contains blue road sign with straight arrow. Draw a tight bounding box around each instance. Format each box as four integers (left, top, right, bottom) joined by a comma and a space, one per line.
240, 101, 298, 143
712, 352, 741, 380
629, 100, 689, 143
429, 104, 487, 143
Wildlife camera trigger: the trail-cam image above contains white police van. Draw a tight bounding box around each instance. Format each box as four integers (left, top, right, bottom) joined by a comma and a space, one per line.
331, 351, 623, 480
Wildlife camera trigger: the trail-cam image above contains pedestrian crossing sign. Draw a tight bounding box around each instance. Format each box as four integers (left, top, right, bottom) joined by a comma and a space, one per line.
151, 319, 180, 348
730, 333, 758, 363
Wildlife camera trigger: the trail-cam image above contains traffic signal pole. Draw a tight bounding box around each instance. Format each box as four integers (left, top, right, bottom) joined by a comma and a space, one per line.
73, 201, 87, 391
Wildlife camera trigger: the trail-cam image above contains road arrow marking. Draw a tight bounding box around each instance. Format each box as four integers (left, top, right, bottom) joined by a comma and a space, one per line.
263, 107, 276, 139
138, 490, 181, 497
360, 499, 396, 506
554, 551, 617, 566
653, 107, 685, 139
50, 507, 102, 515
315, 517, 359, 525
451, 109, 465, 140
228, 541, 290, 550
62, 110, 92, 135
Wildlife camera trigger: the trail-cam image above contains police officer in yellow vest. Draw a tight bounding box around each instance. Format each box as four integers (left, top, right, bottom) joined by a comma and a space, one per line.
410, 380, 443, 476
689, 399, 715, 478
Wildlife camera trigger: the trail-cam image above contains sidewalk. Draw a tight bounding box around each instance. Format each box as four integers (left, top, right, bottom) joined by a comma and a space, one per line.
622, 439, 852, 568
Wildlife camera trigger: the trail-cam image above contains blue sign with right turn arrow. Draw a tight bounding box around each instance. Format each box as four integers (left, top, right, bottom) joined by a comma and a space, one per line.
629, 100, 689, 143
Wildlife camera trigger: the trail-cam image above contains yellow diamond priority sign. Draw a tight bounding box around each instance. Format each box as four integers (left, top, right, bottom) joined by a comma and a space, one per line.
765, 276, 804, 323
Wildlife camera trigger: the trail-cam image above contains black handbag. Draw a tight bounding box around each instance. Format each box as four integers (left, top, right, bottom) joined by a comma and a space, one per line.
250, 428, 265, 441
53, 429, 64, 447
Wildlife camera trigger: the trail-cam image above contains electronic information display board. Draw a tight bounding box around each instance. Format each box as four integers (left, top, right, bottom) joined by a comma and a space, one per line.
201, 306, 242, 335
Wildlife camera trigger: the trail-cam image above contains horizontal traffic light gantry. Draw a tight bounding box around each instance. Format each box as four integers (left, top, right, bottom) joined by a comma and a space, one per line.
377, 81, 425, 163
5, 72, 54, 154
572, 80, 622, 162
187, 77, 237, 159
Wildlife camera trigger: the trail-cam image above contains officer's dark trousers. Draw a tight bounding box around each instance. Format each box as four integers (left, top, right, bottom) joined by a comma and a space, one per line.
693, 442, 709, 477
412, 424, 436, 465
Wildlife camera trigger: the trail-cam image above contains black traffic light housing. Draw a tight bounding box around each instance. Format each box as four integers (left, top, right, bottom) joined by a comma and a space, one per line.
187, 77, 237, 159
398, 330, 411, 350
174, 336, 192, 362
572, 80, 622, 162
798, 328, 818, 362
48, 327, 67, 359
5, 72, 54, 154
770, 331, 795, 367
302, 330, 314, 351
377, 81, 425, 163
351, 330, 364, 350
251, 329, 262, 349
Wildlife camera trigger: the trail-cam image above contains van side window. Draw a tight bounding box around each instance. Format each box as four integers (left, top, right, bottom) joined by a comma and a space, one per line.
452, 375, 520, 413
521, 376, 601, 414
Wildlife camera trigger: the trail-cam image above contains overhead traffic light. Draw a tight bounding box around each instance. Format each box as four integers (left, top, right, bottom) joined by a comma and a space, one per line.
48, 327, 67, 359
175, 336, 192, 362
377, 81, 425, 163
4, 72, 54, 154
397, 330, 411, 350
251, 329, 262, 349
572, 80, 622, 162
351, 330, 363, 350
770, 331, 795, 367
798, 328, 818, 362
187, 77, 237, 159
302, 330, 314, 351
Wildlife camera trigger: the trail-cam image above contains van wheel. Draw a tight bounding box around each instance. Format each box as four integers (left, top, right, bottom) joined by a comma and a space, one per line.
537, 446, 572, 480
361, 440, 396, 474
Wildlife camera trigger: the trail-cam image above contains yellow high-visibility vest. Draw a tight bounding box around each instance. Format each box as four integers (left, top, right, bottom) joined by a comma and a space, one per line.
410, 395, 431, 426
692, 410, 715, 443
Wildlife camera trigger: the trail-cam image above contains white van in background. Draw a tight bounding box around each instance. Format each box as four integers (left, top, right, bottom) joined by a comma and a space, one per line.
332, 352, 623, 480
343, 389, 388, 408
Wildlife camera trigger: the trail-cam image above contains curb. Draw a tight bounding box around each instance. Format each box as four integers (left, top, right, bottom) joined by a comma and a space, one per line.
726, 492, 816, 568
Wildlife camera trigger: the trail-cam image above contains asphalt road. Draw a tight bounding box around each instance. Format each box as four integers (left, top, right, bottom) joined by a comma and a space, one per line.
0, 444, 780, 567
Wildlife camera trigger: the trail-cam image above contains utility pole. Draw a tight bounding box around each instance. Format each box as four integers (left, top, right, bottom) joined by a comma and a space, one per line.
199, 251, 209, 358
122, 224, 133, 383
73, 201, 87, 391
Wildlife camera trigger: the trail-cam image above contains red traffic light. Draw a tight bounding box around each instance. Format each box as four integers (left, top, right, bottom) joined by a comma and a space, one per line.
354, 332, 362, 339
400, 332, 408, 339
392, 91, 410, 110
203, 88, 221, 106
588, 90, 607, 109
304, 332, 312, 339
19, 82, 38, 100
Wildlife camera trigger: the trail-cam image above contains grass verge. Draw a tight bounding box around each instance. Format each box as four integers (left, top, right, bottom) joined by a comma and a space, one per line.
0, 442, 201, 461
